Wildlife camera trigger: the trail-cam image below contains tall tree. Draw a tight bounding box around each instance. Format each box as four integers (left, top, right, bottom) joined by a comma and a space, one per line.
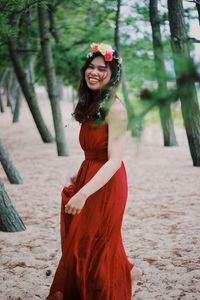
168, 0, 200, 166
114, 0, 133, 119
12, 82, 22, 123
0, 68, 9, 113
8, 12, 54, 143
38, 3, 68, 156
0, 180, 26, 232
194, 0, 200, 24
0, 139, 23, 184
149, 0, 177, 146
114, 0, 121, 51
5, 68, 14, 113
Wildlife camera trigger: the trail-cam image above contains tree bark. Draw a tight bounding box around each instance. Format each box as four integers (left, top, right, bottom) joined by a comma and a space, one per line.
114, 0, 121, 52
114, 0, 132, 111
38, 4, 68, 156
168, 0, 200, 166
114, 0, 136, 135
12, 84, 22, 123
57, 77, 64, 101
0, 139, 23, 184
196, 2, 200, 25
0, 68, 9, 113
8, 13, 54, 143
0, 93, 4, 113
48, 4, 60, 43
5, 69, 14, 113
0, 180, 26, 232
149, 0, 178, 146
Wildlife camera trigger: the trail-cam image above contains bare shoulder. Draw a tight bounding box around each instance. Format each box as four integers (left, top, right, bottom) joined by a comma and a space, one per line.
106, 98, 128, 130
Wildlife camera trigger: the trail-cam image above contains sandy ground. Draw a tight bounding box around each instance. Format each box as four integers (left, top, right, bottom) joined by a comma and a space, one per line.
0, 87, 200, 300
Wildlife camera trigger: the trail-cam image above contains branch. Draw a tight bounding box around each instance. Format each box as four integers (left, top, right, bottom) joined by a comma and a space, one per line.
48, 4, 60, 43
188, 37, 200, 43
57, 39, 89, 53
186, 0, 200, 3
17, 48, 38, 53
0, 0, 41, 14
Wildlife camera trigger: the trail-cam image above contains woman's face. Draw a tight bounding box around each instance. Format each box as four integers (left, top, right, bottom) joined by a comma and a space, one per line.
85, 56, 112, 91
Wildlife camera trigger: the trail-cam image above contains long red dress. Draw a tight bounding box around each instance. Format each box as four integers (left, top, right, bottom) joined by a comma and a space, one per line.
46, 119, 134, 300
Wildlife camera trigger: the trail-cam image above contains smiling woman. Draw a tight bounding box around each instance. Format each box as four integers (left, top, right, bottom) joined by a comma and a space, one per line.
73, 43, 122, 123
85, 57, 112, 90
45, 43, 142, 300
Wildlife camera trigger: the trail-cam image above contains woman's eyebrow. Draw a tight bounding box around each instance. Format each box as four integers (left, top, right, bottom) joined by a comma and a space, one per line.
89, 63, 106, 68
97, 65, 107, 69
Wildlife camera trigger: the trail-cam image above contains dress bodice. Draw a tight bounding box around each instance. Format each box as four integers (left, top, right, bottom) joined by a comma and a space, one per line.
79, 120, 108, 162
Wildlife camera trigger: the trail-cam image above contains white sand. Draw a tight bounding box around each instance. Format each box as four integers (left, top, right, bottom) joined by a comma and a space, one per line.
0, 87, 200, 300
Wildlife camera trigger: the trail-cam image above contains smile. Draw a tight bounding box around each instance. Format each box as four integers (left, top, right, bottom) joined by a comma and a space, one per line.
88, 77, 99, 84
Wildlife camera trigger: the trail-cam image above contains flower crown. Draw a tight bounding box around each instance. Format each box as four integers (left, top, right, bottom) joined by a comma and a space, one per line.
87, 43, 122, 64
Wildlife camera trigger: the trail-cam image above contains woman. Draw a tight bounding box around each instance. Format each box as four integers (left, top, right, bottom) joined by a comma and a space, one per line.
46, 43, 142, 300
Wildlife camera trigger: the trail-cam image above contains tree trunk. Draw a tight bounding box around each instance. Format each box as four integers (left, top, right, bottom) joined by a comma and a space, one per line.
8, 13, 54, 143
0, 180, 26, 232
71, 87, 77, 111
0, 139, 23, 184
38, 4, 68, 156
114, 0, 121, 52
57, 77, 64, 101
196, 2, 200, 25
0, 68, 9, 113
149, 0, 177, 146
12, 84, 22, 123
48, 4, 60, 43
27, 55, 36, 89
0, 93, 4, 113
168, 0, 200, 166
114, 0, 137, 135
114, 0, 128, 105
5, 69, 14, 113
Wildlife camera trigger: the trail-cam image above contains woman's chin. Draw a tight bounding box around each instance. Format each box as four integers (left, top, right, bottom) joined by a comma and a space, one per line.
87, 83, 100, 91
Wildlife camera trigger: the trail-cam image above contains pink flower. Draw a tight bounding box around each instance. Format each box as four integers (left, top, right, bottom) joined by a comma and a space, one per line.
104, 51, 113, 61
91, 43, 99, 53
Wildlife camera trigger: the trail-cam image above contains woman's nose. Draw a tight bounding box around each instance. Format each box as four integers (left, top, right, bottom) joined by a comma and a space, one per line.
90, 68, 98, 76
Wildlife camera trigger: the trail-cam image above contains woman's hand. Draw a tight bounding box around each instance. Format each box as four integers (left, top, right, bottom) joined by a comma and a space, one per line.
64, 189, 88, 215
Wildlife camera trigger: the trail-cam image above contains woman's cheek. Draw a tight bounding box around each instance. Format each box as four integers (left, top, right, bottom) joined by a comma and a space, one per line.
99, 72, 108, 81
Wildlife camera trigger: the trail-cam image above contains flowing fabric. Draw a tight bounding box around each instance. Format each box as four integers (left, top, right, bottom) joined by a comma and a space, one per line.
46, 120, 134, 300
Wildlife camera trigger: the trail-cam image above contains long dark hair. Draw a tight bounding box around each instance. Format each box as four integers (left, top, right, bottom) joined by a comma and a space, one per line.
73, 50, 122, 123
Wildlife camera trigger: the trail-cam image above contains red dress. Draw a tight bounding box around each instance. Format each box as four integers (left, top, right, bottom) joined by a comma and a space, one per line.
46, 120, 134, 300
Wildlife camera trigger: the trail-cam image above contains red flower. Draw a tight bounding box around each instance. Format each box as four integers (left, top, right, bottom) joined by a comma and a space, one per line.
91, 44, 99, 53
104, 51, 113, 61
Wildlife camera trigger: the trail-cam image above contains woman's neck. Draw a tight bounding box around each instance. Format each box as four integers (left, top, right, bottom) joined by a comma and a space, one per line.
90, 90, 101, 102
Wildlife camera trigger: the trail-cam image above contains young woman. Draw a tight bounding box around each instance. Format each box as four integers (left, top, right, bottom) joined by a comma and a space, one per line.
46, 43, 142, 300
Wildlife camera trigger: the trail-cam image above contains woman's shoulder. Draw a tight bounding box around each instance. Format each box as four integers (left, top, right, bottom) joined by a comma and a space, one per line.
106, 96, 128, 127
110, 96, 127, 116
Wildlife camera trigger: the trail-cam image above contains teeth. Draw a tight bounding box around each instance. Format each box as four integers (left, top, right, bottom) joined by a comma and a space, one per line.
88, 77, 99, 83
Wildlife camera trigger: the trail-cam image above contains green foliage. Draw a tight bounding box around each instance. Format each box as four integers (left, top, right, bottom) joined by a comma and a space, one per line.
0, 0, 199, 129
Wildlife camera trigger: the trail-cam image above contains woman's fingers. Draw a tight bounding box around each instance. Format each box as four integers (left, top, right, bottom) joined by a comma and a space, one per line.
65, 204, 71, 214
65, 204, 80, 215
71, 207, 78, 215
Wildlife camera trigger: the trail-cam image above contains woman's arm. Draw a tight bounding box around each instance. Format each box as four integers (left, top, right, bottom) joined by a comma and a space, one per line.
65, 99, 128, 215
